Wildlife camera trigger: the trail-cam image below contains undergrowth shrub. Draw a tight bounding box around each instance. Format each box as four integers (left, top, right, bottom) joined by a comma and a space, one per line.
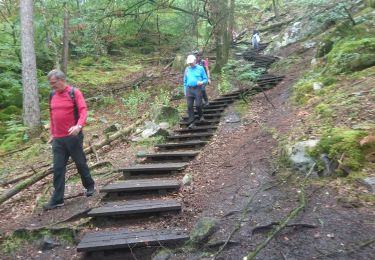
121, 88, 150, 118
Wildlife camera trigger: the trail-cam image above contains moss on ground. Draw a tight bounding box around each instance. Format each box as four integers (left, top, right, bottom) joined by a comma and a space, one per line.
1, 227, 76, 255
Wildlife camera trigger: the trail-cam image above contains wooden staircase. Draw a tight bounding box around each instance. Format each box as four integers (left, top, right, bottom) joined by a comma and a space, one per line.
76, 43, 284, 256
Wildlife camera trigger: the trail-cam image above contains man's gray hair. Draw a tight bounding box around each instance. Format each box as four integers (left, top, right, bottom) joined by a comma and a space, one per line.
47, 69, 66, 80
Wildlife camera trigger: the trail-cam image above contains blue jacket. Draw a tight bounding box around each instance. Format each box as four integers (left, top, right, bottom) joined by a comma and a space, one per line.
183, 65, 208, 95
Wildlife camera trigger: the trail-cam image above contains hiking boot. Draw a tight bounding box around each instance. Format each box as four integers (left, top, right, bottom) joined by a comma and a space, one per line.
86, 187, 96, 197
43, 201, 64, 210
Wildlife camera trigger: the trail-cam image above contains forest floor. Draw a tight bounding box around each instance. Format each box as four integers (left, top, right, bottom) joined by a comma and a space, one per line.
1, 42, 375, 260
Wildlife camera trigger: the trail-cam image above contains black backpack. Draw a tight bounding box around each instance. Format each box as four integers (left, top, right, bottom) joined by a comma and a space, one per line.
49, 87, 79, 123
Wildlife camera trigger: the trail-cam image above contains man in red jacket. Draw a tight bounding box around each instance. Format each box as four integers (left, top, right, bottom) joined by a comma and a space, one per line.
43, 69, 95, 210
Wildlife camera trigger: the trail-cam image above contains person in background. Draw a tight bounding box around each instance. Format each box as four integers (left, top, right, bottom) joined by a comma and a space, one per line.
43, 69, 95, 210
193, 49, 211, 106
183, 55, 208, 129
252, 29, 260, 49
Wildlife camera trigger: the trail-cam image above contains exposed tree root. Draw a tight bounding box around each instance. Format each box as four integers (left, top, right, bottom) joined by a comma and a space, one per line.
252, 222, 317, 234
243, 163, 316, 260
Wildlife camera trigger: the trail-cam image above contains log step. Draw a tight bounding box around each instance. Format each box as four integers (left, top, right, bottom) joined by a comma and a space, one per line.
87, 199, 181, 217
120, 163, 187, 174
175, 126, 217, 134
77, 229, 189, 252
138, 151, 199, 161
101, 179, 180, 193
156, 140, 208, 151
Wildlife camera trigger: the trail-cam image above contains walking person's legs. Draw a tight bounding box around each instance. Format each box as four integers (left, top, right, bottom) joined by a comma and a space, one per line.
186, 88, 196, 127
66, 134, 95, 196
44, 138, 69, 209
201, 86, 209, 105
195, 87, 203, 120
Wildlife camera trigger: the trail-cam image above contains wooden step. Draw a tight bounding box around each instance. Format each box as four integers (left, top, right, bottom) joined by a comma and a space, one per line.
208, 100, 234, 105
139, 151, 199, 162
167, 133, 213, 141
180, 119, 220, 127
87, 199, 181, 217
156, 140, 208, 151
183, 113, 222, 121
175, 126, 217, 134
202, 104, 228, 109
213, 97, 238, 102
77, 229, 189, 252
120, 162, 187, 175
101, 179, 180, 193
197, 108, 225, 114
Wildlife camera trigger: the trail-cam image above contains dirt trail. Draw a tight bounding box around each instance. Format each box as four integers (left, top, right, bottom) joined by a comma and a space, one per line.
168, 49, 375, 259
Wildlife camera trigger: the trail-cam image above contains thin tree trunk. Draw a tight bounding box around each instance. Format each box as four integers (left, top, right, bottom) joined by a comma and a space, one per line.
272, 0, 280, 20
62, 2, 69, 74
20, 0, 40, 131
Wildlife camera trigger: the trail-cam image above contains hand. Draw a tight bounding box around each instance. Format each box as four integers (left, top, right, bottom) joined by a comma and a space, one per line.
208, 79, 211, 85
47, 137, 53, 144
197, 81, 203, 86
68, 125, 82, 136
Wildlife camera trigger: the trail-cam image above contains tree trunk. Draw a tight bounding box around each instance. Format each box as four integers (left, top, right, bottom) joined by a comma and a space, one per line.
212, 0, 229, 73
62, 2, 69, 74
20, 0, 40, 131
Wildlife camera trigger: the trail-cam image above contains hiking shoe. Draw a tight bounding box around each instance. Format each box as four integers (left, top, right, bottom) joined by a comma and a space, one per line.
86, 187, 96, 197
198, 116, 206, 122
43, 201, 64, 210
188, 123, 196, 129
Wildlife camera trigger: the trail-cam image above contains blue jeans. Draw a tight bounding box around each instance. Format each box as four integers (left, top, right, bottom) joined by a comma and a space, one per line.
51, 133, 95, 203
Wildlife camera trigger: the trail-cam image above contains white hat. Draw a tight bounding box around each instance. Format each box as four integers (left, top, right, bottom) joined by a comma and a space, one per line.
186, 55, 196, 64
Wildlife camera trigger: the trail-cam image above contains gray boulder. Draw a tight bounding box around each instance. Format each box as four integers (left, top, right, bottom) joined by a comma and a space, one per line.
141, 121, 169, 138
289, 140, 319, 174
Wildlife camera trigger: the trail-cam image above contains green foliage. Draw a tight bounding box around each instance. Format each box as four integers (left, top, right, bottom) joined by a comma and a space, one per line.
121, 88, 150, 118
0, 118, 28, 152
314, 103, 334, 118
222, 60, 264, 82
217, 69, 232, 95
78, 57, 96, 67
309, 128, 367, 171
135, 135, 166, 148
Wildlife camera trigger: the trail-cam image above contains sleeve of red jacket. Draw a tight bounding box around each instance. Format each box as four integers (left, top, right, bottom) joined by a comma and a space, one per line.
75, 88, 88, 127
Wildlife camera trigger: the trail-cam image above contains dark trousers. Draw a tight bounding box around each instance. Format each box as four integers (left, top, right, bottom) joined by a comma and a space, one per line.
202, 85, 209, 104
51, 133, 94, 203
186, 87, 203, 124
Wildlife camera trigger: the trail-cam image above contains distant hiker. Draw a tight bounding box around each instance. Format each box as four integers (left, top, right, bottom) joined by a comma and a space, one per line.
193, 49, 211, 106
252, 30, 260, 49
183, 54, 208, 129
44, 69, 95, 210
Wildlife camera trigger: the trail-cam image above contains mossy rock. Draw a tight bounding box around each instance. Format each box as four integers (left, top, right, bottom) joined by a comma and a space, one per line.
309, 128, 367, 171
326, 38, 375, 73
187, 217, 218, 248
316, 39, 334, 58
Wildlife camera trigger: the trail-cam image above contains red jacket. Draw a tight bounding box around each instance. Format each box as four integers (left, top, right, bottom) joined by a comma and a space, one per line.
50, 85, 88, 138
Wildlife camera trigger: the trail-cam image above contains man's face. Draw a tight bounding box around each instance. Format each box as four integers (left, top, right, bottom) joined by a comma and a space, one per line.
49, 76, 65, 92
188, 61, 196, 67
